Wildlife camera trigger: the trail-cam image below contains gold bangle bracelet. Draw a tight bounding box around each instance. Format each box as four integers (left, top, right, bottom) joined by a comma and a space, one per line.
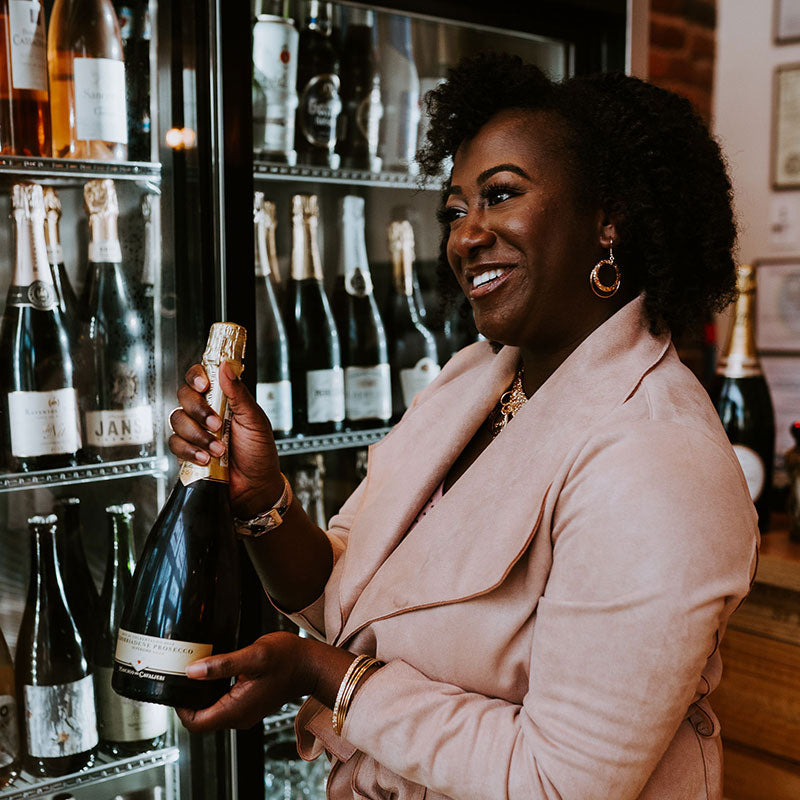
332, 655, 383, 736
332, 655, 371, 736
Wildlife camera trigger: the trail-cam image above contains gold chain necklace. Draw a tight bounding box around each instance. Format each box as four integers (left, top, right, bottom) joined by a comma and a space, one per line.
489, 367, 528, 439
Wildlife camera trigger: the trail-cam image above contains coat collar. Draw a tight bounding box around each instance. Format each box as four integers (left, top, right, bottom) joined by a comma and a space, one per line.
333, 295, 671, 646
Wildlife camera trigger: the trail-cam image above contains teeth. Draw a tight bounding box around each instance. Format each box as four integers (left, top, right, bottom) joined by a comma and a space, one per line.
472, 268, 506, 288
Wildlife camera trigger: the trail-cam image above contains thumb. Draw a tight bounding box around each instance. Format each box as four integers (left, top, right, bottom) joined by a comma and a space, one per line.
185, 648, 249, 681
219, 361, 266, 430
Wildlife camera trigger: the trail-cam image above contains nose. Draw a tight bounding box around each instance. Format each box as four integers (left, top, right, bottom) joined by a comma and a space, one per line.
448, 211, 496, 261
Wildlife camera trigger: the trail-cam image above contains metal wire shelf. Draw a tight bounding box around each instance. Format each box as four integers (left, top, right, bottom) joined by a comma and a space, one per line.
275, 428, 390, 455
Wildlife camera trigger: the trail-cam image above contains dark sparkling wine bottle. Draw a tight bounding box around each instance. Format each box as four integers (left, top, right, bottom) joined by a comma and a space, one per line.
95, 504, 168, 755
386, 221, 440, 419
17, 514, 98, 777
712, 264, 776, 531
81, 179, 155, 462
0, 182, 82, 472
283, 194, 344, 434
333, 196, 390, 429
0, 624, 20, 788
113, 323, 245, 709
254, 193, 292, 437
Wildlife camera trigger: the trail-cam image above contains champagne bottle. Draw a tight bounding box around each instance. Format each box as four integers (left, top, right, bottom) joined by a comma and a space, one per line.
48, 0, 128, 160
3, 0, 50, 155
81, 179, 154, 462
283, 194, 344, 433
386, 221, 440, 417
333, 195, 390, 427
95, 504, 168, 755
113, 323, 245, 709
0, 183, 82, 472
43, 187, 80, 345
17, 514, 98, 777
0, 625, 19, 789
713, 264, 776, 531
254, 193, 292, 436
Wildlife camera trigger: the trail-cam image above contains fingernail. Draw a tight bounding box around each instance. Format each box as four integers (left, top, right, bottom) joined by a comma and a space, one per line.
186, 662, 207, 678
206, 415, 222, 431
193, 376, 207, 391
195, 450, 210, 464
209, 440, 225, 457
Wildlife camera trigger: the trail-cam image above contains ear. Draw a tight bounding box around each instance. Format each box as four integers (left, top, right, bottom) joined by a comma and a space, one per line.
597, 214, 618, 249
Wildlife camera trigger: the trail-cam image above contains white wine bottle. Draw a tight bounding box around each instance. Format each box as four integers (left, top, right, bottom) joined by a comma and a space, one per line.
113, 323, 245, 709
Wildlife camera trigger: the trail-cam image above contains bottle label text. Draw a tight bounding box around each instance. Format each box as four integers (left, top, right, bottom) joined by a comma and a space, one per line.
9, 0, 47, 92
115, 629, 212, 679
85, 406, 154, 446
73, 57, 128, 145
94, 667, 169, 741
306, 368, 345, 423
256, 381, 293, 433
345, 365, 391, 421
8, 388, 81, 457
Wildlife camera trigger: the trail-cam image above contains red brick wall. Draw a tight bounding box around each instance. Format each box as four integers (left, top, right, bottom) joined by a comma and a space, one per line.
649, 0, 717, 121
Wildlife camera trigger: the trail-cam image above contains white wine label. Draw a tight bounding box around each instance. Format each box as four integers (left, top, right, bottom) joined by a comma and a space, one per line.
306, 368, 345, 424
0, 695, 19, 769
46, 243, 64, 265
9, 0, 47, 91
94, 667, 168, 742
73, 57, 128, 144
733, 444, 766, 501
88, 239, 123, 264
24, 676, 98, 758
8, 388, 81, 457
6, 280, 59, 310
345, 365, 391, 421
256, 381, 293, 433
115, 629, 212, 680
298, 74, 341, 148
85, 406, 154, 446
400, 358, 441, 407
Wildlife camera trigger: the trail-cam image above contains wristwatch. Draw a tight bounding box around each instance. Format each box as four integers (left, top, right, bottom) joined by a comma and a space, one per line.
233, 473, 293, 538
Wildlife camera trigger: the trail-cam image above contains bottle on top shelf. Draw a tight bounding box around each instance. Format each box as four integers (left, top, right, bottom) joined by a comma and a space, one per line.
17, 514, 98, 777
0, 182, 82, 473
333, 195, 391, 428
0, 624, 19, 789
712, 264, 776, 531
95, 503, 169, 755
283, 194, 344, 434
254, 193, 292, 436
81, 179, 155, 462
113, 323, 245, 709
48, 0, 128, 160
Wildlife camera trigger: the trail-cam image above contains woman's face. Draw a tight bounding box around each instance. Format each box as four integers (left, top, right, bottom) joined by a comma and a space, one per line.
444, 108, 612, 355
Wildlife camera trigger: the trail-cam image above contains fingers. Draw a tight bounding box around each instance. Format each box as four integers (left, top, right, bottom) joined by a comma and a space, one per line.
185, 641, 269, 681
185, 364, 210, 393
219, 361, 271, 432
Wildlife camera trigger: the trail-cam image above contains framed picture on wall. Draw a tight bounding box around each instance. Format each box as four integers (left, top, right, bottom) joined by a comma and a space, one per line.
772, 64, 800, 188
775, 0, 800, 43
755, 259, 800, 351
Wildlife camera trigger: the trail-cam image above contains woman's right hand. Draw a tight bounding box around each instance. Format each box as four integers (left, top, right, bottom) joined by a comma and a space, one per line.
169, 361, 285, 519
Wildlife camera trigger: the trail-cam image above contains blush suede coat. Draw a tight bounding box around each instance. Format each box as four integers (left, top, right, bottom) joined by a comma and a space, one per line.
288, 295, 758, 800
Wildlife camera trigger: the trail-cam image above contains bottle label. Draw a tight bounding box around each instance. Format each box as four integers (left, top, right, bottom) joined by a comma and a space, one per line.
115, 629, 213, 680
23, 676, 98, 757
733, 444, 766, 502
95, 666, 169, 742
400, 358, 441, 407
345, 365, 391, 421
8, 388, 82, 457
298, 74, 341, 149
256, 381, 293, 433
85, 406, 154, 446
73, 57, 128, 144
6, 280, 59, 310
306, 368, 345, 423
0, 695, 19, 769
88, 239, 123, 263
46, 243, 64, 265
9, 0, 47, 91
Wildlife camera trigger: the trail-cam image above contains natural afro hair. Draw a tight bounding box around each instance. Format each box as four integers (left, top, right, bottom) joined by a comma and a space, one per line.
418, 52, 737, 335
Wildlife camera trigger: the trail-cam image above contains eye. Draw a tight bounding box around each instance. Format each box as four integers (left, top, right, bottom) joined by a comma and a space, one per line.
482, 181, 520, 206
437, 205, 465, 225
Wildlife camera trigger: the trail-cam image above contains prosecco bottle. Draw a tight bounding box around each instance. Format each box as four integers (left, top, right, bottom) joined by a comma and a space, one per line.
43, 187, 80, 346
386, 221, 440, 417
113, 323, 245, 709
333, 195, 390, 428
95, 504, 168, 754
283, 194, 344, 433
254, 193, 292, 436
17, 514, 98, 777
0, 625, 19, 789
713, 264, 776, 531
0, 182, 82, 472
81, 179, 154, 462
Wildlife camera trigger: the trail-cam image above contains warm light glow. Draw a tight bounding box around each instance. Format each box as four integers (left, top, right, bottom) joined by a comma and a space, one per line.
165, 127, 197, 150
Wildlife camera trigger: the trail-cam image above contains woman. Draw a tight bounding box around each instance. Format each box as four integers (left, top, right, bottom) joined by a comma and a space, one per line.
170, 54, 758, 799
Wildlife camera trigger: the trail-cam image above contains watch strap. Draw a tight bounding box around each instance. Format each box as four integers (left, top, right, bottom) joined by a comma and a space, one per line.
233, 473, 293, 538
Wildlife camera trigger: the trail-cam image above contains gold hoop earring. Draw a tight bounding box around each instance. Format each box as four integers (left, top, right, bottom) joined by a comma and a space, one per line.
590, 243, 621, 298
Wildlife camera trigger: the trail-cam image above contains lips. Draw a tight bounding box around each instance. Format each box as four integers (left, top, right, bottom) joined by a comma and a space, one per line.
465, 264, 516, 298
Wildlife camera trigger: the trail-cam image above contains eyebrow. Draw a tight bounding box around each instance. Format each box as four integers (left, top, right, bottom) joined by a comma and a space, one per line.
445, 163, 532, 198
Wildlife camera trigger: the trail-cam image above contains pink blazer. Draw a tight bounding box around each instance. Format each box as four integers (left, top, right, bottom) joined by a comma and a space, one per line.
289, 295, 758, 800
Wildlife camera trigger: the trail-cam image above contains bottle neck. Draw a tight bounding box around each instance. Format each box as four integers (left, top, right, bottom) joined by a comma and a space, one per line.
339, 199, 373, 297
255, 211, 281, 282
44, 209, 64, 267
88, 211, 122, 265
141, 199, 157, 287
28, 525, 66, 611
290, 213, 324, 281
390, 242, 414, 297
718, 287, 761, 378
107, 514, 136, 582
10, 207, 58, 310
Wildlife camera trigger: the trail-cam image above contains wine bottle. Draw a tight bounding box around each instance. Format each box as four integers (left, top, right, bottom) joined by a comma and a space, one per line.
95, 503, 168, 755
0, 625, 19, 789
43, 187, 80, 345
17, 514, 98, 777
113, 323, 245, 709
283, 194, 344, 433
55, 496, 98, 652
254, 193, 292, 436
333, 195, 390, 428
81, 179, 154, 462
335, 7, 381, 172
138, 193, 157, 397
294, 0, 341, 168
713, 264, 776, 531
386, 221, 440, 417
0, 183, 82, 472
48, 0, 128, 160
0, 7, 11, 152
3, 0, 50, 155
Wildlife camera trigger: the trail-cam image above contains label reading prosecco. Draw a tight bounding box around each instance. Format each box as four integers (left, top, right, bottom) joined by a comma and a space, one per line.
345, 365, 391, 421
306, 368, 345, 424
0, 695, 19, 768
115, 629, 212, 680
24, 676, 98, 757
73, 57, 128, 144
94, 666, 168, 742
256, 381, 293, 433
733, 444, 766, 501
9, 0, 47, 91
400, 358, 441, 407
8, 388, 81, 457
298, 74, 341, 148
85, 406, 154, 446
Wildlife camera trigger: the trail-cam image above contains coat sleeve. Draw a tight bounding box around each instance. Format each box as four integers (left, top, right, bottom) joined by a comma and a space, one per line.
340, 421, 759, 800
